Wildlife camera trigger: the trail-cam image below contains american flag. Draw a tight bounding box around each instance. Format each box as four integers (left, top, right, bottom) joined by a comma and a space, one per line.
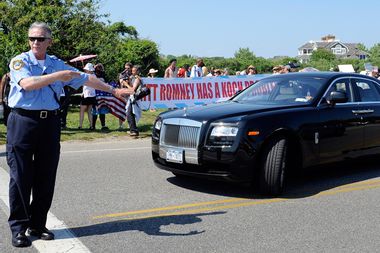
95, 82, 127, 121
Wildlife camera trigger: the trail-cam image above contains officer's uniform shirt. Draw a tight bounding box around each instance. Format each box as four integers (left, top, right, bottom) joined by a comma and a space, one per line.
9, 50, 89, 110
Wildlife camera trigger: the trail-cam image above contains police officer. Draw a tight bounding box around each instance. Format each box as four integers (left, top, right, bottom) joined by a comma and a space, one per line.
7, 21, 134, 247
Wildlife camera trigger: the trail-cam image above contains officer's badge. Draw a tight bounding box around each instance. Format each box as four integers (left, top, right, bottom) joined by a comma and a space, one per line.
12, 60, 24, 70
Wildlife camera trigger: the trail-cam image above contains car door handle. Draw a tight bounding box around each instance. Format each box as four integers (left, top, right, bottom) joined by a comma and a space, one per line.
352, 109, 374, 114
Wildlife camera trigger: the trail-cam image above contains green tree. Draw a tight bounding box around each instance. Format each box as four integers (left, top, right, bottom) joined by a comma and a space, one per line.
118, 39, 160, 77
175, 55, 195, 66
0, 0, 154, 81
356, 43, 368, 52
338, 58, 365, 72
270, 56, 299, 67
233, 47, 273, 73
369, 43, 380, 67
310, 49, 336, 62
234, 47, 255, 70
308, 59, 337, 71
234, 47, 256, 61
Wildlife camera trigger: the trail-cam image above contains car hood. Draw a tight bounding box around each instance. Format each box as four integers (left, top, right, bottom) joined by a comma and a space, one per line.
160, 101, 303, 122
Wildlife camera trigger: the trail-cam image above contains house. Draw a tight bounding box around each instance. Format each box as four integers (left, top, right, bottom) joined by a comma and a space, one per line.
297, 35, 368, 63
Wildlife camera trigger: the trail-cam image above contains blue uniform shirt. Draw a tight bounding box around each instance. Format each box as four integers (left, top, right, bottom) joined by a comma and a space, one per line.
8, 50, 89, 110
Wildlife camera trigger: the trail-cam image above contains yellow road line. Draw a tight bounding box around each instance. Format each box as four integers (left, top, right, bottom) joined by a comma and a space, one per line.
121, 184, 380, 221
122, 198, 286, 221
93, 197, 248, 219
314, 183, 380, 197
93, 180, 380, 221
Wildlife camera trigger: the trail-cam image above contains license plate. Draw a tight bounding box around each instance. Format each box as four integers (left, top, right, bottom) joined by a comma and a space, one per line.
166, 149, 183, 163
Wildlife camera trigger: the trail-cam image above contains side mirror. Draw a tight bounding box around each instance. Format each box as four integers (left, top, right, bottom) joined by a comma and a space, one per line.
326, 91, 348, 105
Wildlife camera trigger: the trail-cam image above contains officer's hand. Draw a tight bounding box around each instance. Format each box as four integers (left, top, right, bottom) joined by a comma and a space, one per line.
114, 87, 135, 98
56, 70, 81, 82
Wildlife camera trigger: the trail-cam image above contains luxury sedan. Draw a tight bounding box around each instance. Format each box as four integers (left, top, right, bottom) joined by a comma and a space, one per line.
152, 72, 380, 196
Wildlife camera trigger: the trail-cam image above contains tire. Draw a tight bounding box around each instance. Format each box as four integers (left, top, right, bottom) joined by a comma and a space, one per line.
259, 136, 288, 196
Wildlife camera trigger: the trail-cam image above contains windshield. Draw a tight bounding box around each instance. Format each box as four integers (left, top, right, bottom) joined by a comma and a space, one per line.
232, 76, 327, 105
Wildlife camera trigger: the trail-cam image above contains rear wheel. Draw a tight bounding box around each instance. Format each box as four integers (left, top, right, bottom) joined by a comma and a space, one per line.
259, 136, 288, 196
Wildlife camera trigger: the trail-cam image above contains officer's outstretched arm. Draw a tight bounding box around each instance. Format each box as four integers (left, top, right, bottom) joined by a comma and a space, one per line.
85, 75, 134, 98
19, 70, 80, 91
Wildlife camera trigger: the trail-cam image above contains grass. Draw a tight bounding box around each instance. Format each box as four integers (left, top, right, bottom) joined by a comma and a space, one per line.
0, 107, 165, 144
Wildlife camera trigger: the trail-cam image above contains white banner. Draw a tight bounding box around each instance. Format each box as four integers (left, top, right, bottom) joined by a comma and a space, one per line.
138, 74, 270, 109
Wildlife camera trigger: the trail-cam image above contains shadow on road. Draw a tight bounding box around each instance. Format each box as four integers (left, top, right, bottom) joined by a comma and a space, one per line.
283, 158, 380, 198
166, 157, 380, 199
167, 176, 254, 199
60, 211, 225, 238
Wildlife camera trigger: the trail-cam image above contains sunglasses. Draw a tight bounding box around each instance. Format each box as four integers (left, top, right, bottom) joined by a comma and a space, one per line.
28, 37, 50, 42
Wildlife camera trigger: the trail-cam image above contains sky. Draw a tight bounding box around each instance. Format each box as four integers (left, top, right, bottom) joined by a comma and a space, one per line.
98, 0, 378, 59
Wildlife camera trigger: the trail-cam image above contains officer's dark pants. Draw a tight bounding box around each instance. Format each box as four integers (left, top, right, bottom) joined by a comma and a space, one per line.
6, 111, 60, 236
59, 96, 69, 128
127, 103, 138, 133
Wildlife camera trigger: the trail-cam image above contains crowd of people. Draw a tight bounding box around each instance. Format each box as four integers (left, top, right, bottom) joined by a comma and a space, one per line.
148, 58, 300, 78
2, 56, 380, 135
72, 58, 264, 133
2, 44, 380, 136
153, 58, 259, 78
51, 60, 148, 136
360, 68, 380, 78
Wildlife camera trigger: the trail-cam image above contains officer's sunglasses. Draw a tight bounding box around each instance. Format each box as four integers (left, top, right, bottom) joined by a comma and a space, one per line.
28, 37, 50, 42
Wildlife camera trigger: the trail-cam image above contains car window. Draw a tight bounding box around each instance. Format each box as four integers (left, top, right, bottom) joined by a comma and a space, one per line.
325, 78, 353, 102
352, 79, 380, 102
233, 76, 326, 105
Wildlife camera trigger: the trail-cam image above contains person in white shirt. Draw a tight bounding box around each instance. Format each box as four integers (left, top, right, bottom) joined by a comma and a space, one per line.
79, 63, 96, 129
190, 58, 204, 77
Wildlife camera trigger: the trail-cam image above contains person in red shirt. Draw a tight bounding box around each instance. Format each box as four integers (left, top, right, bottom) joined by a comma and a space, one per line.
177, 64, 190, 78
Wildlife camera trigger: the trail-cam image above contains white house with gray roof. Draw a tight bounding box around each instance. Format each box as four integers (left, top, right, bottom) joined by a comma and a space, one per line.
297, 35, 368, 63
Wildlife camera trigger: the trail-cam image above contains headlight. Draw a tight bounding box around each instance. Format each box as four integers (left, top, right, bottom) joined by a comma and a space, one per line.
154, 119, 162, 130
207, 125, 239, 147
211, 126, 238, 137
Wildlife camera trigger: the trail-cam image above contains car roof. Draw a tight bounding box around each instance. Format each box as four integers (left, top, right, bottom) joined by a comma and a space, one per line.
268, 71, 376, 80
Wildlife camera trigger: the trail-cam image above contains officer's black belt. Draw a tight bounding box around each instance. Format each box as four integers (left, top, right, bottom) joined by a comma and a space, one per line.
11, 108, 59, 119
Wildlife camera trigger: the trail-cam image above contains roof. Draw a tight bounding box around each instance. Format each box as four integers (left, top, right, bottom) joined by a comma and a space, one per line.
298, 41, 368, 56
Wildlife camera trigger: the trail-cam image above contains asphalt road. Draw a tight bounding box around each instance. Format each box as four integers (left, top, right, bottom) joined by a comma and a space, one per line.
0, 138, 379, 253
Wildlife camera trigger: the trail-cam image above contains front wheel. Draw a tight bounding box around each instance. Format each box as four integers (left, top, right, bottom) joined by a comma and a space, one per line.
259, 136, 288, 196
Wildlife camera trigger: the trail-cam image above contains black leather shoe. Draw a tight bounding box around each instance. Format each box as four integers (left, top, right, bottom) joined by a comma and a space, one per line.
12, 232, 32, 247
27, 227, 55, 240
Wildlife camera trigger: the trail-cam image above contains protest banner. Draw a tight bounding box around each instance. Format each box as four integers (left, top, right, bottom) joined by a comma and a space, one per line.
139, 74, 270, 109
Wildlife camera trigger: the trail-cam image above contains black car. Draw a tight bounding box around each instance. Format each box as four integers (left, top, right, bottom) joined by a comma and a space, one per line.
152, 72, 380, 196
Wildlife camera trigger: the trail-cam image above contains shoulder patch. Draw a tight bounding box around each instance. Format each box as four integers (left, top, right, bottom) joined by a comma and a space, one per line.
12, 59, 25, 71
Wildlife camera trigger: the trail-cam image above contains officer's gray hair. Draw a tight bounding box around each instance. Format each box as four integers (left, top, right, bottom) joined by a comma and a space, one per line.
28, 22, 52, 38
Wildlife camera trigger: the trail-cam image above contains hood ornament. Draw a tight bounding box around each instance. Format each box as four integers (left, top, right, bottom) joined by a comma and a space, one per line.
183, 107, 187, 117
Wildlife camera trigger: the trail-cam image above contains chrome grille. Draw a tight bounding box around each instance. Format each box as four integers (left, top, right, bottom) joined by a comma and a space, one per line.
178, 126, 199, 148
161, 119, 202, 149
163, 124, 180, 146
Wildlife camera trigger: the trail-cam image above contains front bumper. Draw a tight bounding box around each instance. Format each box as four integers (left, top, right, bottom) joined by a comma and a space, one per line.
152, 140, 257, 182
